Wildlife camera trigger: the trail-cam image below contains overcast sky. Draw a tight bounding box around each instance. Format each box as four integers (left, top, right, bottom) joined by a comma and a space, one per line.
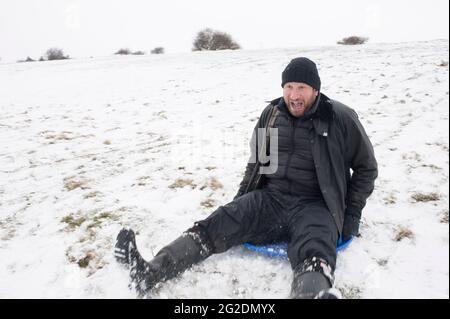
0, 0, 449, 62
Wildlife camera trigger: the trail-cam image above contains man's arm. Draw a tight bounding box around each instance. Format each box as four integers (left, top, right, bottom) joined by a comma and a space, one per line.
234, 103, 275, 200
234, 121, 259, 200
342, 109, 378, 239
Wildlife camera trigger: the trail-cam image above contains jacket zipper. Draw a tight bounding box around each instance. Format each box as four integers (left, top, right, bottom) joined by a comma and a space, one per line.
284, 117, 296, 195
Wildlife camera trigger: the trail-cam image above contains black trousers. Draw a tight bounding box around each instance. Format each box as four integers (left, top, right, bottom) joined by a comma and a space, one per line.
196, 187, 339, 270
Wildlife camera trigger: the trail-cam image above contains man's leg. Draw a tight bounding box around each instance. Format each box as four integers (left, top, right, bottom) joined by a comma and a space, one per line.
115, 225, 214, 297
115, 189, 284, 296
287, 201, 340, 299
195, 188, 286, 253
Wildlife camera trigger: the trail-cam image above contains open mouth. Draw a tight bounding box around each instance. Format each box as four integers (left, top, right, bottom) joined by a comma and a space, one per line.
290, 101, 304, 111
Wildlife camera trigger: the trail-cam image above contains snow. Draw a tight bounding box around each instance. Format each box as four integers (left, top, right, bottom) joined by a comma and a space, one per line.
0, 40, 448, 299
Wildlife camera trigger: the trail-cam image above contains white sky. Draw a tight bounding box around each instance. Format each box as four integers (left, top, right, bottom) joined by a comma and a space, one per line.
0, 0, 449, 62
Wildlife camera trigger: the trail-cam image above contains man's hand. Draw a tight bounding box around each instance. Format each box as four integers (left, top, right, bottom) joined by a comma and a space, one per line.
342, 209, 361, 241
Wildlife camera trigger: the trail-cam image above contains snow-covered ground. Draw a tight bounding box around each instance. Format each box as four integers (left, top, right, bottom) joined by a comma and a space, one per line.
0, 40, 448, 299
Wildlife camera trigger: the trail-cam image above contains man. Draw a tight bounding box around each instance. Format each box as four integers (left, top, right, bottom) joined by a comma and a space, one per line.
114, 57, 378, 299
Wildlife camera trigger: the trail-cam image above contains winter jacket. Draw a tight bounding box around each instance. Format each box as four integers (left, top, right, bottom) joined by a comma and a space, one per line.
264, 94, 323, 199
235, 93, 378, 234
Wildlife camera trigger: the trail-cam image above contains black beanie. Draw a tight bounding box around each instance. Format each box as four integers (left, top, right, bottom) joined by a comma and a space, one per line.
281, 57, 321, 91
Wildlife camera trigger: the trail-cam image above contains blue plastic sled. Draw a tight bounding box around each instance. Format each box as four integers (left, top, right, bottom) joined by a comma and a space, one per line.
243, 236, 353, 259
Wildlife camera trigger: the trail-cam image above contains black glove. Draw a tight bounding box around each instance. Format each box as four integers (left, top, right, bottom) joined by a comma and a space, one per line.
342, 209, 361, 241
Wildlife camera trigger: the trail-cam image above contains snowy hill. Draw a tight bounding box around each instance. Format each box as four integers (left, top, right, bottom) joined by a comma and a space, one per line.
0, 39, 448, 298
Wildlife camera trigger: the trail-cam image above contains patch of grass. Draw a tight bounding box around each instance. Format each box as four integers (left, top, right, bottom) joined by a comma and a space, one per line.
136, 176, 151, 186
154, 111, 168, 119
200, 198, 216, 208
45, 132, 74, 141
394, 227, 414, 242
376, 259, 389, 267
169, 178, 196, 189
77, 253, 94, 268
87, 211, 119, 230
200, 177, 223, 191
339, 285, 363, 299
383, 194, 397, 205
61, 214, 87, 230
411, 192, 440, 202
64, 178, 88, 191
1, 228, 16, 241
440, 211, 449, 224
83, 191, 101, 199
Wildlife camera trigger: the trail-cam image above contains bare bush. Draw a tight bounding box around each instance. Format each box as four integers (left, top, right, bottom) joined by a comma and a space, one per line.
132, 51, 146, 55
18, 56, 35, 63
151, 47, 165, 54
337, 36, 369, 45
192, 28, 241, 51
115, 48, 131, 55
45, 48, 69, 60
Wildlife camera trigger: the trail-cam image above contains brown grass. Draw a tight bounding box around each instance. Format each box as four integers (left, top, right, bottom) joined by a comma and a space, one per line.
440, 211, 449, 224
200, 198, 217, 208
83, 191, 101, 199
169, 178, 196, 189
87, 211, 119, 230
394, 227, 414, 242
411, 192, 440, 202
64, 179, 88, 191
61, 214, 86, 230
77, 252, 94, 268
200, 177, 223, 191
383, 194, 397, 205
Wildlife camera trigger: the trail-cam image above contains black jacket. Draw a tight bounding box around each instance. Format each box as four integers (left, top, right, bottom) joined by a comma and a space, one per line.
235, 93, 378, 234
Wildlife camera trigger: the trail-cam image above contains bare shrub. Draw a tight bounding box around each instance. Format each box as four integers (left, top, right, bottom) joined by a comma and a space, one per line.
337, 36, 369, 45
192, 28, 241, 51
45, 48, 69, 60
115, 48, 131, 55
18, 56, 35, 63
151, 47, 165, 54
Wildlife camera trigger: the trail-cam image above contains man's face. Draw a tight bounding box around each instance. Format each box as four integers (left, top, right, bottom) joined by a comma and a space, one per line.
283, 82, 319, 117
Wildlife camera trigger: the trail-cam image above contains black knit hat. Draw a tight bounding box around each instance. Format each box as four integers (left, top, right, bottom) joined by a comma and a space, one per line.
281, 57, 321, 91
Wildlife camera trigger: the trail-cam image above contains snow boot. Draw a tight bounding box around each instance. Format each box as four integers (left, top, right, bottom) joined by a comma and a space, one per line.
290, 257, 335, 299
114, 226, 213, 297
315, 288, 342, 299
